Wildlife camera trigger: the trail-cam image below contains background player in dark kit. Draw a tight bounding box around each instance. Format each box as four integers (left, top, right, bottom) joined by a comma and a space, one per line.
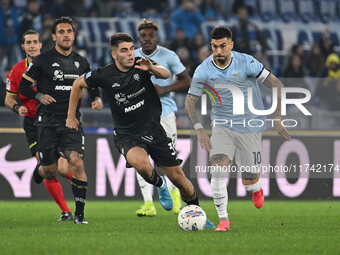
5, 29, 74, 221
19, 17, 103, 224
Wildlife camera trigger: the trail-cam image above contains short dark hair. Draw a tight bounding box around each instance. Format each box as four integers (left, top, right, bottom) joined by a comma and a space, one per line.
51, 16, 74, 34
110, 33, 134, 49
210, 27, 232, 40
22, 29, 40, 44
137, 18, 159, 32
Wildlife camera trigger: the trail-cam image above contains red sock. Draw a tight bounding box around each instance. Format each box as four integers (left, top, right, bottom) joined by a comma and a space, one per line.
67, 171, 72, 181
44, 178, 71, 213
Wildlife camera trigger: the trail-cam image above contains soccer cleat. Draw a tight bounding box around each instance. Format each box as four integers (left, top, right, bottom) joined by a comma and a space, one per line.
157, 177, 173, 211
252, 188, 264, 209
215, 220, 230, 231
33, 163, 43, 184
170, 188, 181, 214
136, 202, 157, 217
58, 212, 73, 222
205, 218, 216, 229
74, 215, 88, 224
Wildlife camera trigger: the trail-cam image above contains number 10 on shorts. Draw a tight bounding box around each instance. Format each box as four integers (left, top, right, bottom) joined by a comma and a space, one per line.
253, 151, 261, 165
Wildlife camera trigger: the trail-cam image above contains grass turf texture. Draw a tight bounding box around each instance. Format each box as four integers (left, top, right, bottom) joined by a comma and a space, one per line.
0, 201, 339, 255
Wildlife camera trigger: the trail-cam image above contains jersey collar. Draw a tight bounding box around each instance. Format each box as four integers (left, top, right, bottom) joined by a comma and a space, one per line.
25, 58, 29, 67
211, 52, 233, 71
140, 46, 159, 58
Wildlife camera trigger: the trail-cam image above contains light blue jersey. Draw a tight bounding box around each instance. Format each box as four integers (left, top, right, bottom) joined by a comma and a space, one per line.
189, 51, 270, 133
135, 46, 185, 118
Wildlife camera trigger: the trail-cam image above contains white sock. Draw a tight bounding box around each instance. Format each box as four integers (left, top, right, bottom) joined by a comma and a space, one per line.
244, 178, 262, 193
136, 171, 153, 203
211, 177, 229, 220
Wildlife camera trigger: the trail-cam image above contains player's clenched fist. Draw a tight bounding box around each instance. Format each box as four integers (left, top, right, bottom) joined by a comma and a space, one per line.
91, 97, 103, 110
197, 129, 212, 152
66, 117, 79, 131
35, 92, 56, 105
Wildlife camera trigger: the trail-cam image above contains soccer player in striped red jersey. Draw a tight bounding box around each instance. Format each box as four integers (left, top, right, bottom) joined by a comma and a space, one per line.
5, 29, 74, 221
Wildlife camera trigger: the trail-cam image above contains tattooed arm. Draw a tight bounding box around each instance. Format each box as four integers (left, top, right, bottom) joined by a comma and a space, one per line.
263, 74, 291, 140
185, 94, 212, 151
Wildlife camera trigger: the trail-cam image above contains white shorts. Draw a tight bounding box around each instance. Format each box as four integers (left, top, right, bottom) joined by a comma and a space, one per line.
210, 126, 262, 174
160, 112, 177, 147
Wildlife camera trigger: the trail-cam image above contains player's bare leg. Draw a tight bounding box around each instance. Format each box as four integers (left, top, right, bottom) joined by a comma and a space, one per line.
242, 173, 264, 209
32, 153, 73, 220
127, 147, 173, 211
161, 165, 195, 199
64, 151, 88, 224
210, 154, 230, 231
57, 157, 72, 180
41, 163, 58, 180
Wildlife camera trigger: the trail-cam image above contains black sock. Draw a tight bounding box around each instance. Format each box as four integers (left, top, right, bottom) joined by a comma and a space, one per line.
71, 178, 87, 219
183, 192, 199, 206
144, 170, 163, 187
33, 162, 43, 183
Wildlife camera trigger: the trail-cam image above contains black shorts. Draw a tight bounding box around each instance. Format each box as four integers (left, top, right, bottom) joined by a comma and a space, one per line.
23, 117, 38, 156
37, 125, 84, 165
114, 124, 182, 168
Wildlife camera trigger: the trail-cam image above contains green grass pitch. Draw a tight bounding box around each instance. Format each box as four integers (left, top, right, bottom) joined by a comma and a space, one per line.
0, 200, 339, 255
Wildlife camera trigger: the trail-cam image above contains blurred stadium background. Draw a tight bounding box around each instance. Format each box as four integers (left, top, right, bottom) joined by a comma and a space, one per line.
1, 0, 340, 201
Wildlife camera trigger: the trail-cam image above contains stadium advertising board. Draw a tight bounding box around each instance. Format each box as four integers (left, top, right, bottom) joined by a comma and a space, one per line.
0, 133, 339, 200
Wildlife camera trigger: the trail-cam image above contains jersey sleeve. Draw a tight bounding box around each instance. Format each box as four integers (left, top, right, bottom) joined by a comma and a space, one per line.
188, 65, 205, 96
6, 69, 18, 94
244, 55, 271, 83
168, 51, 185, 75
23, 57, 42, 82
84, 69, 100, 88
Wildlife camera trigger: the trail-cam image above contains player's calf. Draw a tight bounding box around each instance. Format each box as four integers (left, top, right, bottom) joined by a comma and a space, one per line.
163, 166, 195, 198
64, 151, 88, 223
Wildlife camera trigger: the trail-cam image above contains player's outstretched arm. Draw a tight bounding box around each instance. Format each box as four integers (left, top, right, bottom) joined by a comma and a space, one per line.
263, 74, 291, 140
185, 94, 212, 151
135, 57, 170, 79
154, 70, 191, 95
66, 74, 88, 131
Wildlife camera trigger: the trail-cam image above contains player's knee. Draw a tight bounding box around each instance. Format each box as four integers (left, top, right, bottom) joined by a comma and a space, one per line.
42, 165, 57, 180
242, 172, 260, 184
210, 154, 230, 166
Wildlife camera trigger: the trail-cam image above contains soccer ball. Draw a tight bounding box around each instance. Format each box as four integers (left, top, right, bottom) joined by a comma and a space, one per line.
177, 205, 207, 231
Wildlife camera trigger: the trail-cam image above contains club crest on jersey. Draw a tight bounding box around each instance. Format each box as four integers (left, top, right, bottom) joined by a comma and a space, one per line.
112, 82, 120, 88
115, 93, 129, 105
52, 62, 60, 67
133, 73, 140, 81
74, 61, 80, 69
53, 70, 64, 81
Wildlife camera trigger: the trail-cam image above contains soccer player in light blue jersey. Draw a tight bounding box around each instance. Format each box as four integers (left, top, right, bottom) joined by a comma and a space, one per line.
134, 19, 191, 216
185, 27, 291, 231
